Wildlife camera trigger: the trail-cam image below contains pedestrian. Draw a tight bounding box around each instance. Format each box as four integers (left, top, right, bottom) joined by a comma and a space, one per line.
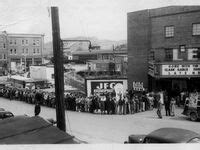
164, 95, 171, 116
156, 94, 162, 119
118, 94, 123, 115
34, 102, 41, 116
170, 97, 176, 116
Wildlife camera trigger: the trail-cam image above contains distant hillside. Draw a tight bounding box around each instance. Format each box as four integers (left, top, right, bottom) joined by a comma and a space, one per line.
43, 37, 126, 56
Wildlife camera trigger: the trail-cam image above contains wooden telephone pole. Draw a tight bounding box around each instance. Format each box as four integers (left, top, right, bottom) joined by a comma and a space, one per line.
51, 7, 66, 131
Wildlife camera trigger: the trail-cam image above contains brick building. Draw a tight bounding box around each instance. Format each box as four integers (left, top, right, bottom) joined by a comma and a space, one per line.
0, 31, 44, 73
0, 31, 8, 75
128, 6, 200, 93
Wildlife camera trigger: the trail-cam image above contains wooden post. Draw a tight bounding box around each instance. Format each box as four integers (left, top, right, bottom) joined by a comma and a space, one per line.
51, 7, 66, 131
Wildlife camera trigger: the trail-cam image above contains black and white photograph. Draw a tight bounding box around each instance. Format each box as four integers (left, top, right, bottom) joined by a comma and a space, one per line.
0, 0, 200, 149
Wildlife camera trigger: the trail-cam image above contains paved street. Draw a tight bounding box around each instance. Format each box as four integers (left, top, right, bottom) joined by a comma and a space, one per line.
0, 97, 200, 143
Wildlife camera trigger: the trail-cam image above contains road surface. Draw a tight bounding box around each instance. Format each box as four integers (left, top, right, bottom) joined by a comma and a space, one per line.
0, 97, 199, 143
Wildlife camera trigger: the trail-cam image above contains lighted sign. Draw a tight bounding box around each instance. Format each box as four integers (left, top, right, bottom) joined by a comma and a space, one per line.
162, 64, 200, 76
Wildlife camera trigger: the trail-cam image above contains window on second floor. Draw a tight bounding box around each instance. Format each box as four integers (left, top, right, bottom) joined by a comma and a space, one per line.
192, 23, 200, 35
10, 49, 13, 54
33, 48, 36, 54
36, 40, 40, 45
33, 40, 36, 45
14, 49, 16, 54
26, 40, 28, 45
37, 48, 40, 53
165, 49, 173, 61
179, 45, 186, 52
22, 40, 24, 45
3, 43, 5, 48
26, 48, 28, 54
22, 48, 25, 54
165, 26, 174, 38
3, 54, 6, 59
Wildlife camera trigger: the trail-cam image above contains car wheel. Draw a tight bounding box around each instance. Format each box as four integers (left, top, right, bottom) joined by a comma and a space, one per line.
190, 112, 197, 121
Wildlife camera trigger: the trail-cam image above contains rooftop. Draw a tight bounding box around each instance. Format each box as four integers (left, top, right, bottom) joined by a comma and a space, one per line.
128, 5, 200, 17
72, 49, 127, 55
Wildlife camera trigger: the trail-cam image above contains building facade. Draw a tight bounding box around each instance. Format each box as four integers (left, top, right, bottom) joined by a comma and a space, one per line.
0, 31, 44, 73
128, 6, 200, 93
0, 31, 8, 75
73, 48, 127, 75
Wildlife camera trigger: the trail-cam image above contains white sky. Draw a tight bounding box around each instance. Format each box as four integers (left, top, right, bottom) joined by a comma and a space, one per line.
0, 0, 200, 42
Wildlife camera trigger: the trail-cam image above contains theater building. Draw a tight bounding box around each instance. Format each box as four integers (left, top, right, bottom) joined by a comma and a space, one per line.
128, 6, 200, 93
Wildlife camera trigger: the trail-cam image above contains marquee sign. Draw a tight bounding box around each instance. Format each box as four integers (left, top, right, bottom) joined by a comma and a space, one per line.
162, 64, 200, 76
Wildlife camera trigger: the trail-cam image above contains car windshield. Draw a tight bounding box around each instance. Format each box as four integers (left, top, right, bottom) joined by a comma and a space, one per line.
188, 138, 200, 143
5, 113, 13, 117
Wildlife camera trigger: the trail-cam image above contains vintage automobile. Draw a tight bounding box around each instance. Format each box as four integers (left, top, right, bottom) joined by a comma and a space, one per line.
0, 115, 85, 144
0, 111, 14, 119
124, 128, 200, 143
182, 93, 200, 121
0, 108, 5, 111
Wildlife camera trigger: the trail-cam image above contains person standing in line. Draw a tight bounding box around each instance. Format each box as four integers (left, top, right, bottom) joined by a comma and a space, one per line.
123, 95, 127, 115
118, 94, 123, 115
170, 97, 176, 116
156, 94, 162, 119
129, 97, 134, 114
164, 91, 171, 116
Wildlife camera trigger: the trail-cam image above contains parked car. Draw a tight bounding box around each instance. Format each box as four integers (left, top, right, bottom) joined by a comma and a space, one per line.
0, 108, 5, 111
0, 111, 14, 119
124, 128, 200, 143
182, 93, 200, 121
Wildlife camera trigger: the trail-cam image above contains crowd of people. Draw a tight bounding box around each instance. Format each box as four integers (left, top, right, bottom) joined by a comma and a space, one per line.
0, 86, 156, 115
0, 86, 187, 117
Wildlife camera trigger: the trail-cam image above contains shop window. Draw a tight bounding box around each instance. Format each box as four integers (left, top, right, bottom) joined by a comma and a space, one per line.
165, 26, 174, 38
165, 49, 173, 61
192, 23, 200, 35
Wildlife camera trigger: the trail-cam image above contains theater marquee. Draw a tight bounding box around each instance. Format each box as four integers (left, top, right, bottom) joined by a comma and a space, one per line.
162, 64, 200, 76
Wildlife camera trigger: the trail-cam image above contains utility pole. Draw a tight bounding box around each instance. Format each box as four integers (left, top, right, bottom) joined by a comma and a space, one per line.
51, 7, 66, 131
